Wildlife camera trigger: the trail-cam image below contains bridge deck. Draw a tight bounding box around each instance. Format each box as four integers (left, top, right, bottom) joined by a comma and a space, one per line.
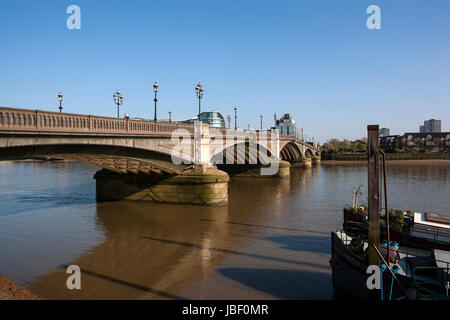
0, 106, 319, 152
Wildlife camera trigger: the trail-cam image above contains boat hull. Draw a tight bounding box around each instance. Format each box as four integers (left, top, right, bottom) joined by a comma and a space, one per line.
330, 232, 370, 299
330, 232, 413, 300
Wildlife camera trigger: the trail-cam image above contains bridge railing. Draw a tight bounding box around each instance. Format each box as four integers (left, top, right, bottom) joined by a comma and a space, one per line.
216, 127, 273, 137
0, 107, 194, 136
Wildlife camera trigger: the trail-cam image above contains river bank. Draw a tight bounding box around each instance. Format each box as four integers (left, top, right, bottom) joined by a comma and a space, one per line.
322, 159, 450, 166
321, 152, 450, 162
0, 274, 40, 300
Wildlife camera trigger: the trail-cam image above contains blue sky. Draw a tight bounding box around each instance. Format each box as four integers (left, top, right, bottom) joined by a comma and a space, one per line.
1, 0, 449, 142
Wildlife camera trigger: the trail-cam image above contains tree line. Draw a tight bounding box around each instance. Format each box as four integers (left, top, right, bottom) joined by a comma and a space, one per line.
321, 138, 367, 154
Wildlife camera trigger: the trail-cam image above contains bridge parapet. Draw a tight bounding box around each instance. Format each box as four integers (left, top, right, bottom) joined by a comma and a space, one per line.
0, 106, 194, 136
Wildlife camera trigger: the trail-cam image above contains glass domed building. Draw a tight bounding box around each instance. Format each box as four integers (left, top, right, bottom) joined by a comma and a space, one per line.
179, 110, 228, 128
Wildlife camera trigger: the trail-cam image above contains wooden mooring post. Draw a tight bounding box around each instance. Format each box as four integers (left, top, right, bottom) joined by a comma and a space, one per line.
367, 125, 381, 300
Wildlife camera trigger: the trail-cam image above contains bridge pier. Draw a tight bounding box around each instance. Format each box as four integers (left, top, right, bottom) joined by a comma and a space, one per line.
290, 158, 312, 168
312, 156, 321, 164
94, 166, 229, 206
217, 160, 290, 178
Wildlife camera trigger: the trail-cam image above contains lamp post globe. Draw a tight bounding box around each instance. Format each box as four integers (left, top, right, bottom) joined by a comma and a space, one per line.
58, 91, 63, 113
195, 82, 204, 120
113, 90, 123, 118
153, 82, 159, 121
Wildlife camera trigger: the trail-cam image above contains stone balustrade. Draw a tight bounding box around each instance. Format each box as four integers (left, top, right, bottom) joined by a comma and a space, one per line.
0, 106, 194, 136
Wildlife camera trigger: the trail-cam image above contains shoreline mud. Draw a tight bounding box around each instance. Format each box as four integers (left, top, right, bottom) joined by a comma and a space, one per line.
0, 274, 40, 300
322, 159, 450, 166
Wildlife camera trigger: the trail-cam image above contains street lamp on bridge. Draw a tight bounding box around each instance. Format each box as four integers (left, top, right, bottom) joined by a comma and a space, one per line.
195, 82, 204, 120
58, 91, 63, 113
234, 106, 238, 130
168, 111, 172, 123
227, 115, 231, 129
260, 114, 263, 130
113, 90, 123, 118
273, 113, 277, 126
153, 82, 159, 121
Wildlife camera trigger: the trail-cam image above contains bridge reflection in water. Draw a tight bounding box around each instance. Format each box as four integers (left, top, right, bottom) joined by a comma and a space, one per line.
27, 165, 331, 300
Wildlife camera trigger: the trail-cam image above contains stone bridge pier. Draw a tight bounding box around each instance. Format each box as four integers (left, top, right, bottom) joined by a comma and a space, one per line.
94, 167, 230, 206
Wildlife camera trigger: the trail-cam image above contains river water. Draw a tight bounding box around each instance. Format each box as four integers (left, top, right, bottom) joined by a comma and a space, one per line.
0, 161, 449, 299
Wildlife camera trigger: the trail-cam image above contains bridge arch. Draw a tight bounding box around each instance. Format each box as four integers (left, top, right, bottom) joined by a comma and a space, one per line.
280, 142, 303, 161
305, 149, 314, 158
0, 144, 190, 176
211, 141, 274, 165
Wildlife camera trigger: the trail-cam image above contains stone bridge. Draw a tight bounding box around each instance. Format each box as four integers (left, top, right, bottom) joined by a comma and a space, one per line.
0, 106, 320, 205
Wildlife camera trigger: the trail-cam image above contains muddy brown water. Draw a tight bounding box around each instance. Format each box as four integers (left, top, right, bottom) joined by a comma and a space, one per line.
0, 161, 449, 299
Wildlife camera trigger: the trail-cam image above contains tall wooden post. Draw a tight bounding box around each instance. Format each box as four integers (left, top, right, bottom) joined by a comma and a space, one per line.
367, 125, 380, 300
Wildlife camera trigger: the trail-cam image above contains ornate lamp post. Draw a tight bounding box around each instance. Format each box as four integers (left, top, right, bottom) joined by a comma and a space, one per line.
234, 106, 238, 130
168, 111, 172, 123
227, 115, 231, 129
260, 114, 263, 130
195, 82, 204, 120
58, 91, 63, 113
153, 82, 159, 121
273, 112, 277, 126
113, 90, 123, 118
